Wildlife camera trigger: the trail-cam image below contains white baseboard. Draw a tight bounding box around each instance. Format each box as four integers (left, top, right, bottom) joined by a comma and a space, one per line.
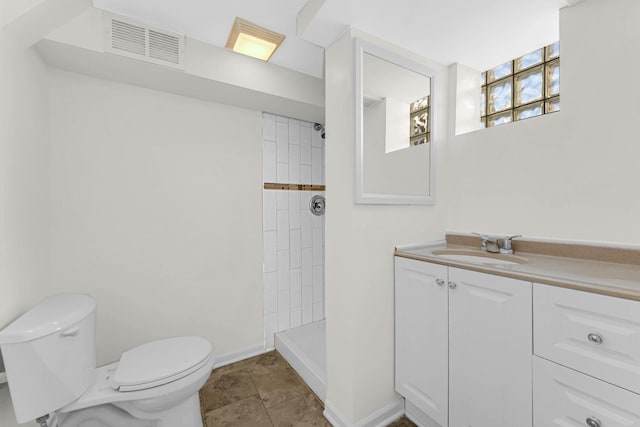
405, 400, 441, 427
212, 343, 269, 369
324, 397, 404, 427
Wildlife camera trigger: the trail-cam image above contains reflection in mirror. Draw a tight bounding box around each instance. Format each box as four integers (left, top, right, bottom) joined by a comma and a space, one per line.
356, 38, 435, 205
410, 95, 430, 146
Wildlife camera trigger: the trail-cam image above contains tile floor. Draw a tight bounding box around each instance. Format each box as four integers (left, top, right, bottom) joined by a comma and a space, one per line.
199, 350, 416, 427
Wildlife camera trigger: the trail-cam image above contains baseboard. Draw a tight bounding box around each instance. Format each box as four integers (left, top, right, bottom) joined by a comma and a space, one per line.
324, 397, 404, 427
212, 343, 269, 369
405, 400, 441, 427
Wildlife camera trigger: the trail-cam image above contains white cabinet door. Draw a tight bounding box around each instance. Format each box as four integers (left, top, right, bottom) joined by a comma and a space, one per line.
534, 356, 640, 427
449, 268, 533, 427
534, 283, 640, 395
395, 257, 448, 427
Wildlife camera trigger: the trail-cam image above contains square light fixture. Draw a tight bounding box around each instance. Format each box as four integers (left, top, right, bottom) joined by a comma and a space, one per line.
226, 17, 285, 61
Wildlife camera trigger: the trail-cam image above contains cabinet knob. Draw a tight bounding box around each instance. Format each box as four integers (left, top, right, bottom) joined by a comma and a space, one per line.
448, 281, 457, 289
436, 279, 445, 286
586, 416, 601, 427
587, 333, 604, 345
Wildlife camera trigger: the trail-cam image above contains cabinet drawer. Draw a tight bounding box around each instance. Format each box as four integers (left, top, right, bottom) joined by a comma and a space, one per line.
534, 356, 640, 427
534, 283, 640, 394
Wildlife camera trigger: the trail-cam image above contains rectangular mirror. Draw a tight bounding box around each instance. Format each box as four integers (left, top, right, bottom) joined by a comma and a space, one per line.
355, 38, 436, 205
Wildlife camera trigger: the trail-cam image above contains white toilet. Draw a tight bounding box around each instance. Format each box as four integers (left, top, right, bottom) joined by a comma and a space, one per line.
0, 293, 214, 426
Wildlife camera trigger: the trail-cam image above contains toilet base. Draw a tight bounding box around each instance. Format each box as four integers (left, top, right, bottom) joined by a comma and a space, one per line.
56, 394, 203, 427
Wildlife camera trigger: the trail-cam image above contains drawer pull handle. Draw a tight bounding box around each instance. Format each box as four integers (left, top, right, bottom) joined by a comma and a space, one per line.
448, 281, 457, 289
436, 279, 445, 286
587, 333, 604, 345
586, 416, 601, 427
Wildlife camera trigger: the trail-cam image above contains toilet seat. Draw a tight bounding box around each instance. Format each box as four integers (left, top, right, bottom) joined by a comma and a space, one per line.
60, 350, 215, 414
112, 337, 212, 392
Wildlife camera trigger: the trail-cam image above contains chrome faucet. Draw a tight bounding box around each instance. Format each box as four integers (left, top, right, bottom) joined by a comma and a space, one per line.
472, 233, 499, 253
472, 233, 522, 254
499, 235, 522, 254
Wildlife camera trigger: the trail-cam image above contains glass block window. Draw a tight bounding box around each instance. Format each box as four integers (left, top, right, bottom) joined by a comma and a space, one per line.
410, 95, 430, 145
481, 42, 560, 128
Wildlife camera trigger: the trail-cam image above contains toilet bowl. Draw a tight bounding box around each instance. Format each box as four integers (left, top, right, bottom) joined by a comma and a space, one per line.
0, 294, 214, 427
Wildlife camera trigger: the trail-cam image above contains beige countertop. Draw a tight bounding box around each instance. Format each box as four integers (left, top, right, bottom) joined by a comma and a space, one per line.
395, 242, 640, 301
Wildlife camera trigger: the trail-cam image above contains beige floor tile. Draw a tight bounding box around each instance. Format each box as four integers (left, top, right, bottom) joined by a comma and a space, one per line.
204, 395, 273, 427
248, 351, 291, 376
200, 371, 259, 413
210, 351, 289, 377
265, 391, 331, 427
200, 351, 334, 427
252, 365, 311, 408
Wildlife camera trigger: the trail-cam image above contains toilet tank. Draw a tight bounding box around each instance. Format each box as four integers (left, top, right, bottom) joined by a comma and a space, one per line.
0, 294, 96, 423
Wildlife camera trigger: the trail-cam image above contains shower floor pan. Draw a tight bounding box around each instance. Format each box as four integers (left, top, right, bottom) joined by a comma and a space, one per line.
275, 320, 326, 402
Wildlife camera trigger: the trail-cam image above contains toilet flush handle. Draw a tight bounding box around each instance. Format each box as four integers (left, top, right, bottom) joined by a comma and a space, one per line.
61, 327, 80, 337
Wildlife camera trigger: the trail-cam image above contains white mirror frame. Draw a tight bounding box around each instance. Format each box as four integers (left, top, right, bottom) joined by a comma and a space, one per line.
354, 38, 436, 205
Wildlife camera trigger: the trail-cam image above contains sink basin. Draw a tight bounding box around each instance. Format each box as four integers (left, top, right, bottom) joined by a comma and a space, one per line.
431, 249, 527, 266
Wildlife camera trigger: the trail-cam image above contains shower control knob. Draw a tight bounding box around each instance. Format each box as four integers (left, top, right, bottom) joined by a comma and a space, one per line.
436, 279, 445, 286
309, 195, 326, 216
448, 281, 457, 289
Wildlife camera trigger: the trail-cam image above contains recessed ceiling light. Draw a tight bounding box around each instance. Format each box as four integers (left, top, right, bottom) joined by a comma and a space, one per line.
225, 17, 285, 62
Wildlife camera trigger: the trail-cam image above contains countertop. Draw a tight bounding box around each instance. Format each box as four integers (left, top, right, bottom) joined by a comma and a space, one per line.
395, 242, 640, 301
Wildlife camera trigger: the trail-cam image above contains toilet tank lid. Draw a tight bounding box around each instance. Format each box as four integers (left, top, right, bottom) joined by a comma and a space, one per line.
0, 293, 96, 345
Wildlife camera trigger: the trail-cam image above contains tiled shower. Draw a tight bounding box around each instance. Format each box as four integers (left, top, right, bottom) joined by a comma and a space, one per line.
262, 113, 325, 348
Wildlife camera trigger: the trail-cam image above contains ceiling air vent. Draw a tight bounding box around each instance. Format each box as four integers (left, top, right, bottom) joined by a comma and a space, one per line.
104, 13, 185, 70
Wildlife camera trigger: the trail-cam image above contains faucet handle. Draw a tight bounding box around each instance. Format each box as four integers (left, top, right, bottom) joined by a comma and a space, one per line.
500, 235, 522, 253
503, 234, 522, 242
472, 232, 493, 241
471, 232, 498, 252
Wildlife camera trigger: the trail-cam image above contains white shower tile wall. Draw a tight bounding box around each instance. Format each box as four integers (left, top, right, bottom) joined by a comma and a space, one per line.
263, 113, 325, 348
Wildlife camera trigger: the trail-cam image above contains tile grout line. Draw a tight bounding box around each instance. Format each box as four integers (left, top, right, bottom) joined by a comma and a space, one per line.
249, 370, 276, 426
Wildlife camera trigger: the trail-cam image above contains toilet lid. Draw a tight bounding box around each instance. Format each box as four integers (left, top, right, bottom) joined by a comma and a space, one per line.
112, 336, 212, 392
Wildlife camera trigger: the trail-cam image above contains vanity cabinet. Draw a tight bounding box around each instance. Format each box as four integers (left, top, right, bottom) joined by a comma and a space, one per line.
448, 267, 532, 427
533, 283, 640, 427
534, 283, 640, 395
395, 257, 448, 426
534, 356, 640, 426
395, 257, 532, 427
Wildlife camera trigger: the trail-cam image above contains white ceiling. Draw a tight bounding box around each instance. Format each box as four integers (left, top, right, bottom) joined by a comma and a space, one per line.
92, 0, 570, 79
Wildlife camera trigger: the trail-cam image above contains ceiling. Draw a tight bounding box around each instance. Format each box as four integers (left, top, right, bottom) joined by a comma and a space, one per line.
92, 0, 570, 79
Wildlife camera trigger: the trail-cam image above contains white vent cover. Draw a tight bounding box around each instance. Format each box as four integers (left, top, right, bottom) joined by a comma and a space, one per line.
104, 13, 185, 70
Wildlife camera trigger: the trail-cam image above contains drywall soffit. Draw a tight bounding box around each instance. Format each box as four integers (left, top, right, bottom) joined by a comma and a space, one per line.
38, 8, 324, 122
36, 39, 325, 123
2, 0, 92, 47
295, 0, 347, 48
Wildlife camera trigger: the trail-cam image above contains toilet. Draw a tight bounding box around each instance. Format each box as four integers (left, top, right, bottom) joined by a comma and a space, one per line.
0, 293, 214, 426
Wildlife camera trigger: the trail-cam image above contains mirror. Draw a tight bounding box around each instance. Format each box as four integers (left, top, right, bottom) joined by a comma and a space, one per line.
355, 38, 435, 205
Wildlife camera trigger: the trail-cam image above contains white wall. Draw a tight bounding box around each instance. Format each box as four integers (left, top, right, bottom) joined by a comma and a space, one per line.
47, 70, 265, 365
447, 0, 640, 244
324, 29, 449, 424
0, 31, 49, 427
